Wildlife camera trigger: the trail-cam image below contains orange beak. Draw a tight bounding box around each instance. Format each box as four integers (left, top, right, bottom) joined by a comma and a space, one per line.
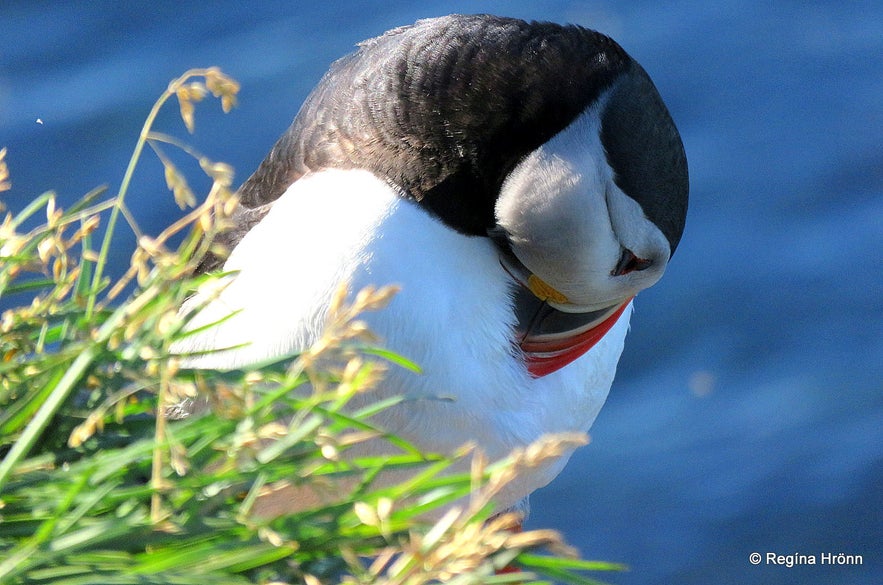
497, 249, 632, 377
520, 299, 631, 377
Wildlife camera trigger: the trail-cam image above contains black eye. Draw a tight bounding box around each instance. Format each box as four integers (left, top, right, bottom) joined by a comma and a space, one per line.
613, 248, 653, 276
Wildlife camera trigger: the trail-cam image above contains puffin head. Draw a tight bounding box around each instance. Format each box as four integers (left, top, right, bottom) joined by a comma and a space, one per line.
226, 14, 688, 374
491, 57, 688, 374
494, 59, 687, 315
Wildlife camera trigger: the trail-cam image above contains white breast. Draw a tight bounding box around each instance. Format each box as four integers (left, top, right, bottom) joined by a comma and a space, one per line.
177, 169, 631, 510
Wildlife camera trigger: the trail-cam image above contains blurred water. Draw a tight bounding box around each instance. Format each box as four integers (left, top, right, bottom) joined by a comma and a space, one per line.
1, 1, 880, 583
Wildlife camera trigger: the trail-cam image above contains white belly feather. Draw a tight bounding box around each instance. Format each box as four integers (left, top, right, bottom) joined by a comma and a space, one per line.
177, 169, 630, 510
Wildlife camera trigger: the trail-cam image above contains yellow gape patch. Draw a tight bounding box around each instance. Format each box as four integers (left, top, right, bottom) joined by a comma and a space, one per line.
527, 274, 569, 304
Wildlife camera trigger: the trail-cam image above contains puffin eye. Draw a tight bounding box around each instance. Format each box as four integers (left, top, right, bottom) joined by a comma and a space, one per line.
613, 248, 653, 276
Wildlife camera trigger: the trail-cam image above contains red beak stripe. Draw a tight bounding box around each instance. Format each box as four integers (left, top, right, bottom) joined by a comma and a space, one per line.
522, 300, 631, 378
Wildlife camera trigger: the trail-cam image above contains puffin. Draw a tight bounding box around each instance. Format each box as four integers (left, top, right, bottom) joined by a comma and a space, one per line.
176, 14, 688, 520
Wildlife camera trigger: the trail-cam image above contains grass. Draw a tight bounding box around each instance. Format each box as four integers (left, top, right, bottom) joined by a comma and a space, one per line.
0, 70, 625, 585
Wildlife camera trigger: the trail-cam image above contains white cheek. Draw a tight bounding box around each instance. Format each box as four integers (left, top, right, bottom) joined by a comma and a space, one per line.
496, 115, 623, 307
495, 104, 671, 310
497, 147, 617, 282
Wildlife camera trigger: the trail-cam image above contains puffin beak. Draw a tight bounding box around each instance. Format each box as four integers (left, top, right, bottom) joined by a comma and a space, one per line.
495, 243, 631, 378
517, 298, 631, 377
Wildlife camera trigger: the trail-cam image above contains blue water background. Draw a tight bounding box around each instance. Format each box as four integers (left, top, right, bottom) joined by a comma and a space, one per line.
1, 2, 880, 583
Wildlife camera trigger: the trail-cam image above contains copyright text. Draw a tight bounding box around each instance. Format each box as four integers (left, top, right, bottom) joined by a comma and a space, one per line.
749, 552, 863, 567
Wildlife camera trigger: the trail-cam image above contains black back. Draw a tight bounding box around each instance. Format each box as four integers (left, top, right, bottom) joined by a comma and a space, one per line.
201, 14, 688, 271
200, 15, 633, 271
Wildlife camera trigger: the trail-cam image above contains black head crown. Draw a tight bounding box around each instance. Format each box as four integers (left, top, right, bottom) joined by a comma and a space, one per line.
222, 14, 687, 268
